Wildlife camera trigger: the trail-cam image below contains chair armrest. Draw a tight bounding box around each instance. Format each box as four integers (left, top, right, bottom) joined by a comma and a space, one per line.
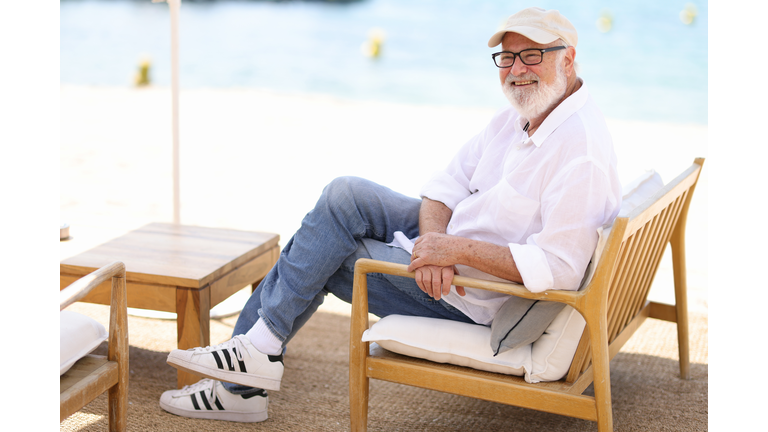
60, 261, 126, 310
353, 258, 584, 306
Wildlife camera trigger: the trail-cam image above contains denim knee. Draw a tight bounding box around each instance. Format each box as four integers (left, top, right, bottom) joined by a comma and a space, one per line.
323, 176, 369, 206
321, 176, 376, 234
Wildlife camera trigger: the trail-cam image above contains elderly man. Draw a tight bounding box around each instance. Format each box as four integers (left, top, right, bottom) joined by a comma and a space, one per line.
159, 7, 621, 422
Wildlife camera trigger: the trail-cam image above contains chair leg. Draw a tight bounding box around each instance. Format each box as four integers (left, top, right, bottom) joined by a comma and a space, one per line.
670, 234, 691, 380
350, 369, 369, 432
350, 267, 371, 431
109, 274, 129, 431
587, 314, 614, 432
108, 382, 128, 432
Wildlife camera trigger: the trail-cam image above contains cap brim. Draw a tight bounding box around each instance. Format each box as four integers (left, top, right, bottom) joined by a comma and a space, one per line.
487, 26, 560, 48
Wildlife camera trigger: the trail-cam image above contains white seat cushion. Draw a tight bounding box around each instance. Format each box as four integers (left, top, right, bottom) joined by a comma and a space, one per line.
363, 315, 531, 377
60, 310, 108, 375
362, 305, 585, 383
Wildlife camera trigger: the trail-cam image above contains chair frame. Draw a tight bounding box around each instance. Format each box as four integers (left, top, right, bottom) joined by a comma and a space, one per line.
60, 261, 128, 431
349, 158, 704, 431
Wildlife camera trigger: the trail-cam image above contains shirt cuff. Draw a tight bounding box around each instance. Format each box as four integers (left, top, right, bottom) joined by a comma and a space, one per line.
508, 243, 554, 293
419, 171, 470, 211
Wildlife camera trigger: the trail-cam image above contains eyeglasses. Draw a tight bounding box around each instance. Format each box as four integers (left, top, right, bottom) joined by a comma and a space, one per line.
491, 46, 566, 68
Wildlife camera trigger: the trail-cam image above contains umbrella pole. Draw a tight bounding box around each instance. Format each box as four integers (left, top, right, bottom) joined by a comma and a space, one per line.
171, 0, 181, 225
157, 0, 182, 225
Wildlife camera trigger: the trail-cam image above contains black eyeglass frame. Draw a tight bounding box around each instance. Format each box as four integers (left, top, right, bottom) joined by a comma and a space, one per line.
491, 46, 567, 68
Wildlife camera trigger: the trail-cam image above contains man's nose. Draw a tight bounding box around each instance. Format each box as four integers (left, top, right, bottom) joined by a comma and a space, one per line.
510, 56, 529, 77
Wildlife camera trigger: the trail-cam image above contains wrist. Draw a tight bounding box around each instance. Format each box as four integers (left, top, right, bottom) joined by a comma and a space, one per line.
455, 237, 471, 266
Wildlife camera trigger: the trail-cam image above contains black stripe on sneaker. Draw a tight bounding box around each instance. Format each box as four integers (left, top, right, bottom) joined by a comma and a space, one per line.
199, 391, 213, 410
190, 394, 201, 410
214, 397, 224, 410
268, 354, 284, 365
232, 348, 247, 373
221, 349, 235, 371
211, 351, 225, 370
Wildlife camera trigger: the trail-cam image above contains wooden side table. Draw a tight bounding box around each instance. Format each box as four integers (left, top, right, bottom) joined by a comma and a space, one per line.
60, 223, 280, 388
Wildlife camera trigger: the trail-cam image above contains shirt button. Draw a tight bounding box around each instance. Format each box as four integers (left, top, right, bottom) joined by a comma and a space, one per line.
516, 146, 521, 150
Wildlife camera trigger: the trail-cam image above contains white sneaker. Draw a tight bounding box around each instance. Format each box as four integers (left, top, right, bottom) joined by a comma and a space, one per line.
167, 335, 284, 390
159, 378, 268, 422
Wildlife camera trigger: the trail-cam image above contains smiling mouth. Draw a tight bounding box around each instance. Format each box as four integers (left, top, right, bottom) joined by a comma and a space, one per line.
512, 80, 537, 86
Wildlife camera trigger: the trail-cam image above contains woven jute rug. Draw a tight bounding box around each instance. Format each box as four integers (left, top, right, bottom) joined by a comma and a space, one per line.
60, 301, 707, 432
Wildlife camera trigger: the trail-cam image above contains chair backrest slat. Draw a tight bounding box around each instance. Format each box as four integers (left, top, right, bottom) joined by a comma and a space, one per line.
632, 205, 673, 304
609, 220, 654, 341
630, 192, 687, 315
616, 198, 675, 339
608, 192, 686, 342
618, 190, 687, 339
605, 232, 637, 326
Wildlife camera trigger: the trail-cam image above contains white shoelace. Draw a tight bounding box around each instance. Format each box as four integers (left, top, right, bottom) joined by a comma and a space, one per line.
178, 378, 218, 402
189, 335, 252, 363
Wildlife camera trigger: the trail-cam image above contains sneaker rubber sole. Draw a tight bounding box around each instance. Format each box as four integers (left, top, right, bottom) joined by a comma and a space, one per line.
160, 399, 268, 423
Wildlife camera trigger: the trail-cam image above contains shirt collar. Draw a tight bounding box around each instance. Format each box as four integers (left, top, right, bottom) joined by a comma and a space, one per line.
525, 80, 589, 148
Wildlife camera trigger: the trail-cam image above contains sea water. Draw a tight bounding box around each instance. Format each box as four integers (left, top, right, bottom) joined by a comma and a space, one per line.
60, 0, 707, 124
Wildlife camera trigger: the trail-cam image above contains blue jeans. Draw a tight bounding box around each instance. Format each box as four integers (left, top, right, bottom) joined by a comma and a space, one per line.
222, 177, 472, 395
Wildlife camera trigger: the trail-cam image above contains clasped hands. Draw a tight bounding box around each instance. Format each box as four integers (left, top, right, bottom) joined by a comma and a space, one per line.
406, 232, 466, 300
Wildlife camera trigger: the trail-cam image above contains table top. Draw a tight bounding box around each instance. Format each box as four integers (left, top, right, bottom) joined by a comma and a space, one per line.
60, 223, 279, 289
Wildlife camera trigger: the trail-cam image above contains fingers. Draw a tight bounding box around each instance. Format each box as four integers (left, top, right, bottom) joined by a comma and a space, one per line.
414, 265, 458, 300
414, 266, 438, 299
452, 265, 465, 296
427, 266, 442, 300
414, 267, 430, 296
441, 266, 454, 298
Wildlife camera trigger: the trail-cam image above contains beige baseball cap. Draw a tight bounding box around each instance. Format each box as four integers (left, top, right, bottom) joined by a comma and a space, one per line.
488, 7, 578, 48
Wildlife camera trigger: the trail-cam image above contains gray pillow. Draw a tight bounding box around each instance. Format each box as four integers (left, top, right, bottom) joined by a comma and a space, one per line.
490, 296, 566, 355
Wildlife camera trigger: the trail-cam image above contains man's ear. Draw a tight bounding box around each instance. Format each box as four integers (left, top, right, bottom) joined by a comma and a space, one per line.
564, 46, 576, 77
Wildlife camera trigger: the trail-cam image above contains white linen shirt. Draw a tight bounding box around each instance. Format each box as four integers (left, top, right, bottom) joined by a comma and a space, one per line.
419, 83, 622, 325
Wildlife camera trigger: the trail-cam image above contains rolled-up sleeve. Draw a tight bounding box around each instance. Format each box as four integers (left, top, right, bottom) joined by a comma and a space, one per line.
419, 171, 470, 210
508, 243, 554, 292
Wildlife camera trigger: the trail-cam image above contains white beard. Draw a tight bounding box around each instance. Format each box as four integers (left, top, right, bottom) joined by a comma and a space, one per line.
502, 60, 568, 121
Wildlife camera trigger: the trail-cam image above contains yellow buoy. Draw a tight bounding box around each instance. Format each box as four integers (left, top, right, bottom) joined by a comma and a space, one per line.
680, 3, 698, 25
596, 9, 613, 33
134, 57, 151, 86
361, 28, 386, 59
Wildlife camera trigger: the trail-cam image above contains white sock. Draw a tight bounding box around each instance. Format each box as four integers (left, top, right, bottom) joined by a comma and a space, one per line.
245, 319, 283, 356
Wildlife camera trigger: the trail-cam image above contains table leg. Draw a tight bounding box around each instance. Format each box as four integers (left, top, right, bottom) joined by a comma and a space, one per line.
176, 285, 211, 388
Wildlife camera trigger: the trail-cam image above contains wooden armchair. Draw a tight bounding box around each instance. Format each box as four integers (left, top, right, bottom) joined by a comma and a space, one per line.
350, 158, 704, 432
60, 261, 129, 431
